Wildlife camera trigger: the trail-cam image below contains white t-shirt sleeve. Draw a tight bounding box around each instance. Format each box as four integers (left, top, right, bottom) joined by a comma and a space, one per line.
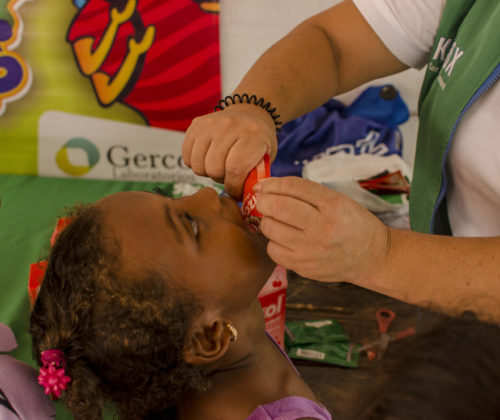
352, 0, 446, 68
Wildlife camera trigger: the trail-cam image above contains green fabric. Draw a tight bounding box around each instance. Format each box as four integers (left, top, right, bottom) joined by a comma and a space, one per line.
410, 0, 500, 233
0, 174, 188, 418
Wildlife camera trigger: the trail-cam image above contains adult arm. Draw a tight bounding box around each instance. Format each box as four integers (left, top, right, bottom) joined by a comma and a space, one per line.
254, 177, 500, 322
183, 0, 408, 198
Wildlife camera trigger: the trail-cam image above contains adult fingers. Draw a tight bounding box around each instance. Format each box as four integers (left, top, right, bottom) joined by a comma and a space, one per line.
223, 138, 269, 199
203, 134, 238, 181
257, 192, 318, 231
265, 239, 316, 277
183, 113, 230, 177
256, 177, 333, 210
182, 128, 195, 168
183, 115, 209, 169
189, 135, 214, 177
266, 240, 298, 270
259, 216, 305, 249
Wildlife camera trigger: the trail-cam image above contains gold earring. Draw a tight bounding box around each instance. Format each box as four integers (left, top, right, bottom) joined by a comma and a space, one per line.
225, 323, 238, 342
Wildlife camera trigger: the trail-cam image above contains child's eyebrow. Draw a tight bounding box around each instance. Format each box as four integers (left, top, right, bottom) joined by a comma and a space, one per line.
164, 204, 183, 244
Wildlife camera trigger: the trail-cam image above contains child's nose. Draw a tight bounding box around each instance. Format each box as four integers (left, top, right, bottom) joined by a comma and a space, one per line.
193, 187, 221, 210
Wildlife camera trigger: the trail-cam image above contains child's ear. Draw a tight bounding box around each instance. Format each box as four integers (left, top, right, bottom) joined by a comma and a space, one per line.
183, 320, 233, 365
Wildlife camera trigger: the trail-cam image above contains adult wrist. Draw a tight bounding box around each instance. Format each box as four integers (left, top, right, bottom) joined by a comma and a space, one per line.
214, 93, 283, 131
356, 225, 394, 291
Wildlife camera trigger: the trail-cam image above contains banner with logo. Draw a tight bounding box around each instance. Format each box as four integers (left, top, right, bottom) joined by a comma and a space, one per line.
0, 0, 221, 179
39, 110, 214, 183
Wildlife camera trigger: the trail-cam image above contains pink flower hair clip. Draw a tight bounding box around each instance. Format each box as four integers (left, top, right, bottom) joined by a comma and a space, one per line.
38, 349, 71, 400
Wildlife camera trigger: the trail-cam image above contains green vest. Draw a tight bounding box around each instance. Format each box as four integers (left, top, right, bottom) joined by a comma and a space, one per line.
410, 0, 500, 234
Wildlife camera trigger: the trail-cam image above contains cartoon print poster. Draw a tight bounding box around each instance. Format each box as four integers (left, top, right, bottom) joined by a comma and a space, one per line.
0, 0, 31, 118
0, 0, 221, 176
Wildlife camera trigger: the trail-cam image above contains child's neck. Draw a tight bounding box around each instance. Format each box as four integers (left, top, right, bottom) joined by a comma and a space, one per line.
177, 300, 319, 420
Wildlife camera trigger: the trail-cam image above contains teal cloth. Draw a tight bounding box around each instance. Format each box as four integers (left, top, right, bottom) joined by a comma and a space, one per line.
0, 174, 183, 419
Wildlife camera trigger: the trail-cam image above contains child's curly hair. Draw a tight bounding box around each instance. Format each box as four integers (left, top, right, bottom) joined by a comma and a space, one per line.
30, 204, 209, 419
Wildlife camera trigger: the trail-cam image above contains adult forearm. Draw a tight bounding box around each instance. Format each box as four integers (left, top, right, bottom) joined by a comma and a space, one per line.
233, 22, 341, 124
232, 0, 407, 124
363, 229, 500, 322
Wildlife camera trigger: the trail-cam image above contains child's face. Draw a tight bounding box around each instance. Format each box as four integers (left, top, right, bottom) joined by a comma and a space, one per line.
97, 188, 275, 308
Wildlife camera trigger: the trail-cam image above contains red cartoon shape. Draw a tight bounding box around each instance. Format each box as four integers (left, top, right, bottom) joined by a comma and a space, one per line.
67, 0, 221, 131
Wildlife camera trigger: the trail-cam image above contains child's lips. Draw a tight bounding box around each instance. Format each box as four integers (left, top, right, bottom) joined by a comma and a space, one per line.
220, 196, 266, 235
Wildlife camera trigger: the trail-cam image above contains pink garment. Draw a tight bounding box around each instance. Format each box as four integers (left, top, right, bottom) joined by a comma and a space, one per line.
0, 323, 56, 419
246, 333, 331, 420
247, 396, 332, 420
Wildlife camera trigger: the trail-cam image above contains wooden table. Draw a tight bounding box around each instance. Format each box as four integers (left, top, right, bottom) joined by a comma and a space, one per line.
285, 272, 441, 418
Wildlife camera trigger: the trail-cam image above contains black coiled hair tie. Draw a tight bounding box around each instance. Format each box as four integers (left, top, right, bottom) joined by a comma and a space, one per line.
214, 94, 283, 131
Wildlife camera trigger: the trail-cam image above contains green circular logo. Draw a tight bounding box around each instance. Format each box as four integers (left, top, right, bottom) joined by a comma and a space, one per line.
56, 137, 100, 176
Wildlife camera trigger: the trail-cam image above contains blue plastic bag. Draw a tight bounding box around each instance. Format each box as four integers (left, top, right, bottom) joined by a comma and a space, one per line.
271, 85, 409, 177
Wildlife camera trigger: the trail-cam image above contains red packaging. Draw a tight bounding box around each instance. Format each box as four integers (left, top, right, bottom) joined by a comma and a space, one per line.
242, 154, 270, 232
28, 260, 48, 308
242, 156, 287, 347
50, 217, 73, 246
28, 217, 74, 307
258, 265, 288, 348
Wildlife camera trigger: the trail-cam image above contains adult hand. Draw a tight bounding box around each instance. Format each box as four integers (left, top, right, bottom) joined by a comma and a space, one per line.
183, 104, 278, 199
254, 176, 391, 284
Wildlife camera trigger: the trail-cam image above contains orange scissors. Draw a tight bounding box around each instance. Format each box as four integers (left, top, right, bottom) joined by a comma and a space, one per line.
358, 308, 416, 360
